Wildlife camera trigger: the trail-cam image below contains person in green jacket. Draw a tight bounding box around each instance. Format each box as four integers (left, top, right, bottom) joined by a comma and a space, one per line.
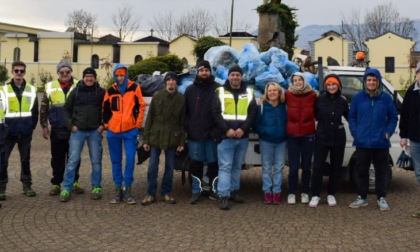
141, 72, 185, 205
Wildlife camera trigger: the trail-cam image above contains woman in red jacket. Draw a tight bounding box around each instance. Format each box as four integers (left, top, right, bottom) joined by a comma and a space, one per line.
285, 72, 316, 205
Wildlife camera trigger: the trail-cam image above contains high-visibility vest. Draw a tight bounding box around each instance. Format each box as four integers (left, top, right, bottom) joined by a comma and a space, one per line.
0, 90, 6, 123
3, 83, 37, 118
45, 79, 77, 107
217, 87, 253, 121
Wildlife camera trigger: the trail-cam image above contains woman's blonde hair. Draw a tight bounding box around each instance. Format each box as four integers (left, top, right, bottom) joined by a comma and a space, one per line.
261, 82, 285, 103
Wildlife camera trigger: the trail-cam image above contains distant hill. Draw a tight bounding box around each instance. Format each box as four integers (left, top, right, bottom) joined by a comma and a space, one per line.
295, 20, 420, 51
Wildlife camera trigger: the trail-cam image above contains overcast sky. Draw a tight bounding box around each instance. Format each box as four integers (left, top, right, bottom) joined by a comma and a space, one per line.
0, 0, 418, 38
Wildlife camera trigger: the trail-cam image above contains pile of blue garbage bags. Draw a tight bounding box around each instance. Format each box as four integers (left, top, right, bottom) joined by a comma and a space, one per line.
177, 43, 319, 97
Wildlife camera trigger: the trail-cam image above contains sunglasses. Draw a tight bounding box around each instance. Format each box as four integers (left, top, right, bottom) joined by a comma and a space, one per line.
13, 69, 25, 74
59, 70, 71, 75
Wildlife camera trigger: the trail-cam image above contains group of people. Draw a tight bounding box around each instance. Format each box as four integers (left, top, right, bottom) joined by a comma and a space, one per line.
0, 59, 419, 215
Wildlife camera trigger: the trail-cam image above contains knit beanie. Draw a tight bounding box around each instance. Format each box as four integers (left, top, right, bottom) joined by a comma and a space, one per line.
82, 67, 97, 78
324, 74, 342, 89
164, 71, 178, 82
228, 65, 243, 76
57, 60, 72, 73
196, 60, 211, 71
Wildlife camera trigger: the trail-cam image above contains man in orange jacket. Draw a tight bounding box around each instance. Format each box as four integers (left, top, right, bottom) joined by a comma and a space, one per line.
103, 64, 145, 204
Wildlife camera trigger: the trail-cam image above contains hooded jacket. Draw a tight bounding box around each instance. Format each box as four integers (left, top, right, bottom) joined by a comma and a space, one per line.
349, 68, 398, 148
400, 80, 420, 142
102, 64, 145, 133
285, 72, 316, 137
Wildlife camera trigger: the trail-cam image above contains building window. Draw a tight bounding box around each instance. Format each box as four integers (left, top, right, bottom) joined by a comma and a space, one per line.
385, 57, 395, 73
91, 54, 99, 69
13, 47, 21, 61
134, 55, 143, 63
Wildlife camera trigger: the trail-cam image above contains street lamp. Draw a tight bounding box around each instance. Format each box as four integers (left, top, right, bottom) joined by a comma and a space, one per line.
86, 33, 93, 67
229, 0, 234, 46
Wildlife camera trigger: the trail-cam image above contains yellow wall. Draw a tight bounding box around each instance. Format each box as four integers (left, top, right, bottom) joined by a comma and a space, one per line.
170, 35, 196, 66
312, 34, 351, 66
219, 37, 258, 52
0, 36, 34, 63
38, 38, 73, 62
365, 32, 415, 89
119, 43, 159, 65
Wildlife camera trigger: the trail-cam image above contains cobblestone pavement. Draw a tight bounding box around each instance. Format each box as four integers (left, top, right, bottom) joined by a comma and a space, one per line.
1, 125, 420, 251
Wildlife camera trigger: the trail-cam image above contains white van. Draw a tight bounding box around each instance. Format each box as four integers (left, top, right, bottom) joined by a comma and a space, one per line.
244, 66, 404, 191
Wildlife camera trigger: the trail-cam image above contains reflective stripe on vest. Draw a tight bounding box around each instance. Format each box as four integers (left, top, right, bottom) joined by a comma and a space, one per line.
218, 87, 253, 121
0, 90, 6, 123
45, 79, 77, 107
3, 84, 36, 118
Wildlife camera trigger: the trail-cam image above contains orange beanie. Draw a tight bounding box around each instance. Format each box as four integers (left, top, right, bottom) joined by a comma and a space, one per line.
115, 68, 126, 76
324, 77, 341, 89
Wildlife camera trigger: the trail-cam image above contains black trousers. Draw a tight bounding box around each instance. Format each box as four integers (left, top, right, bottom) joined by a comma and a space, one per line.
189, 160, 218, 188
0, 134, 33, 187
311, 143, 345, 196
50, 128, 80, 185
354, 148, 389, 199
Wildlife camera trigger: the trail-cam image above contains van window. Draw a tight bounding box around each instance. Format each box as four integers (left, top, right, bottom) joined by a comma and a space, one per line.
339, 75, 363, 103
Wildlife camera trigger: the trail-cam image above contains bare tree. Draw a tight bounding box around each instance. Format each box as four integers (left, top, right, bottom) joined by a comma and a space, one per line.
65, 9, 97, 35
212, 10, 252, 36
150, 12, 176, 41
174, 9, 213, 39
112, 5, 141, 41
342, 9, 367, 52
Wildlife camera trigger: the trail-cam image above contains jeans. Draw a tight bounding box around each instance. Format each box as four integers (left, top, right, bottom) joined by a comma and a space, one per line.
311, 143, 345, 196
63, 129, 103, 191
0, 134, 33, 187
50, 127, 80, 185
287, 136, 314, 194
188, 140, 217, 194
409, 140, 420, 184
147, 146, 175, 196
107, 128, 138, 188
260, 140, 286, 193
354, 148, 389, 199
217, 138, 248, 197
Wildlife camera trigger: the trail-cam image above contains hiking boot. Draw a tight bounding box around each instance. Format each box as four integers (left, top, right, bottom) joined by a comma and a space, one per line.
301, 193, 309, 204
141, 195, 156, 206
219, 196, 230, 210
349, 196, 368, 208
110, 187, 123, 204
264, 192, 273, 205
209, 191, 219, 201
309, 196, 320, 208
287, 194, 296, 205
49, 185, 61, 196
229, 190, 244, 203
189, 193, 201, 204
377, 197, 390, 211
91, 187, 102, 200
162, 195, 177, 204
0, 188, 6, 201
73, 182, 85, 194
23, 184, 36, 197
60, 190, 71, 202
327, 195, 337, 207
123, 187, 137, 205
273, 193, 281, 205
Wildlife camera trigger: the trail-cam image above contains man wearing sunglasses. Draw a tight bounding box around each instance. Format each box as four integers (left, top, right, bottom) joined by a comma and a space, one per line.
40, 60, 84, 196
0, 61, 39, 200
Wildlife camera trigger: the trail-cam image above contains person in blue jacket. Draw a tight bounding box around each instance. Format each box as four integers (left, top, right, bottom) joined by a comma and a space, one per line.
254, 82, 287, 205
348, 68, 398, 211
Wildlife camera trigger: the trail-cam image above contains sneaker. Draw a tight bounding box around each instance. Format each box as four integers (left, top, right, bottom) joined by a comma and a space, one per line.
110, 187, 123, 204
264, 192, 273, 205
287, 194, 296, 205
229, 190, 244, 203
349, 196, 368, 208
377, 197, 390, 211
73, 182, 85, 194
219, 196, 230, 210
209, 191, 219, 201
49, 185, 60, 196
189, 193, 201, 204
123, 187, 137, 205
141, 195, 156, 206
301, 193, 309, 204
327, 195, 337, 207
91, 187, 102, 200
23, 184, 36, 197
309, 196, 320, 208
0, 188, 5, 201
162, 195, 177, 204
411, 210, 420, 218
60, 190, 71, 202
273, 193, 281, 205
